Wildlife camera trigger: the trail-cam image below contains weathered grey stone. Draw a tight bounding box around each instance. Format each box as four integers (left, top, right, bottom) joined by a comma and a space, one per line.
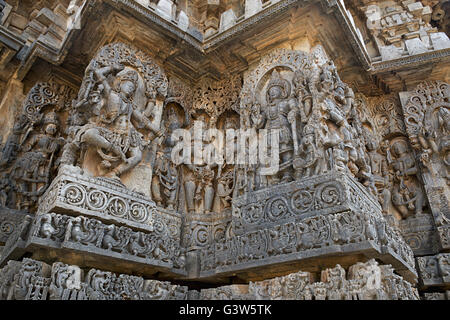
417, 253, 450, 289
177, 10, 189, 32
38, 168, 157, 232
156, 0, 174, 21
245, 0, 263, 18
405, 38, 428, 55
219, 9, 237, 32
0, 0, 448, 301
431, 32, 450, 50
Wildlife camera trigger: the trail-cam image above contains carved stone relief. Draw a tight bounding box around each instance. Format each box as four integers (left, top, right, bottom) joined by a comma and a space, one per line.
0, 258, 418, 300
0, 38, 448, 300
0, 81, 76, 212
400, 81, 450, 250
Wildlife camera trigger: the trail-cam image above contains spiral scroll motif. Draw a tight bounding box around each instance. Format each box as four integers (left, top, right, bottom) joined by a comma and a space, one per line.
405, 235, 422, 251
193, 225, 210, 247
130, 203, 148, 223
86, 190, 108, 211
0, 221, 14, 236
291, 190, 313, 214
152, 219, 168, 237
62, 183, 86, 206
107, 197, 128, 218
242, 203, 264, 225
317, 182, 342, 208
265, 197, 289, 222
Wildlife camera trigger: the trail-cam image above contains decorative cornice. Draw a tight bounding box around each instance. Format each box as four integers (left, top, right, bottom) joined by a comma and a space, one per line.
108, 0, 203, 51
326, 0, 371, 71
203, 0, 311, 51
1, 0, 448, 81
370, 48, 450, 74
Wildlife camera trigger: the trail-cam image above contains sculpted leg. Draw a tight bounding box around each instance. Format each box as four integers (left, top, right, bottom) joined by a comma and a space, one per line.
414, 189, 424, 215
152, 175, 163, 206
184, 180, 196, 213
81, 128, 127, 161
109, 146, 142, 177
204, 185, 215, 213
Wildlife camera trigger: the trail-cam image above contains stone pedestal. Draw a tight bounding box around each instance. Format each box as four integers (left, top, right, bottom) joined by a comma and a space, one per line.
0, 167, 186, 279
198, 172, 417, 283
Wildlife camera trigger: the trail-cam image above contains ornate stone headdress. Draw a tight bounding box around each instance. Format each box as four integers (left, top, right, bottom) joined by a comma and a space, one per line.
266, 69, 291, 102
43, 112, 59, 126
119, 70, 139, 87
224, 117, 238, 129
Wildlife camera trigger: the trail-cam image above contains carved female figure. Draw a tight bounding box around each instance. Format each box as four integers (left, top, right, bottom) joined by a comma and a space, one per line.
152, 109, 180, 210
71, 64, 163, 180
0, 114, 30, 168
216, 168, 235, 210
10, 112, 64, 210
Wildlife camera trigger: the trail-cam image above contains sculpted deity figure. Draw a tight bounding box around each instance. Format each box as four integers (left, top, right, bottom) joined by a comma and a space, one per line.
365, 138, 391, 212
66, 64, 162, 180
389, 140, 426, 218
0, 172, 11, 207
319, 61, 339, 93
10, 112, 65, 210
0, 114, 30, 168
254, 69, 297, 183
436, 107, 450, 182
292, 69, 312, 124
216, 169, 235, 210
437, 106, 450, 135
184, 163, 215, 214
183, 114, 216, 214
216, 118, 237, 210
152, 108, 180, 210
293, 125, 327, 179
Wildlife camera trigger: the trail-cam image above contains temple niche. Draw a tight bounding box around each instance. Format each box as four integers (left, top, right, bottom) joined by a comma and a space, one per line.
0, 0, 449, 302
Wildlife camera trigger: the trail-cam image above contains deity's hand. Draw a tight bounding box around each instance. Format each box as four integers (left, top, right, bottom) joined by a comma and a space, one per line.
288, 109, 297, 124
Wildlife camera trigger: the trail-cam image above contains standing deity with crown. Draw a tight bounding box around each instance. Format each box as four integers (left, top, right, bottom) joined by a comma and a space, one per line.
254, 69, 297, 184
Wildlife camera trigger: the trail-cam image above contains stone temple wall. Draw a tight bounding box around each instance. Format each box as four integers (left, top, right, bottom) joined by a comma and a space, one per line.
0, 0, 449, 300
